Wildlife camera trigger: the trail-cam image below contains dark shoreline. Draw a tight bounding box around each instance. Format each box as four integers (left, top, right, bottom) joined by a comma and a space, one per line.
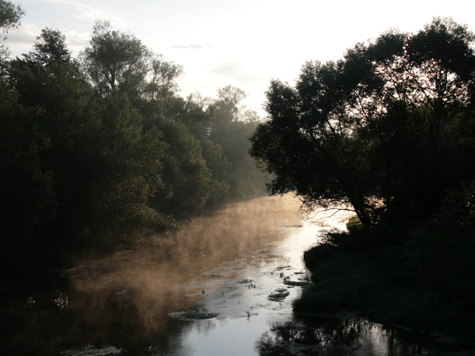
293, 227, 475, 355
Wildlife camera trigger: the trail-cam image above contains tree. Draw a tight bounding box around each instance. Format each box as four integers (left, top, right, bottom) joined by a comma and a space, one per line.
147, 118, 217, 215
87, 93, 174, 240
24, 28, 72, 65
9, 28, 175, 245
152, 93, 234, 204
143, 55, 183, 101
0, 0, 23, 32
9, 28, 100, 243
81, 21, 184, 115
0, 0, 24, 73
80, 21, 151, 99
206, 86, 267, 201
250, 18, 475, 229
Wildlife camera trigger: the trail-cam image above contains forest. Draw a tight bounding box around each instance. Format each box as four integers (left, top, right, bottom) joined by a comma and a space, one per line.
0, 3, 266, 257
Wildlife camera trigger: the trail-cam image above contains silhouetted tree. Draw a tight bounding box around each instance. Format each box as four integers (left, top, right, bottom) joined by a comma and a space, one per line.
250, 18, 475, 228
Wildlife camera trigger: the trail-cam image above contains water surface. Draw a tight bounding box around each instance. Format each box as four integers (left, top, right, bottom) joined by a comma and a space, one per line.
2, 196, 467, 355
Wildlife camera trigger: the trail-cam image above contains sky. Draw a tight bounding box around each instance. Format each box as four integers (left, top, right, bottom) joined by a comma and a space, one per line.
5, 0, 475, 118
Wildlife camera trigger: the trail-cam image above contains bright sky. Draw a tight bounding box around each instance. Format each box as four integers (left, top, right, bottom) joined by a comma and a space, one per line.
5, 0, 475, 117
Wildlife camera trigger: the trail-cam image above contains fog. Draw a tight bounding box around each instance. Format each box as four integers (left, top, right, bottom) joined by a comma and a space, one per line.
6, 195, 452, 356
58, 196, 304, 347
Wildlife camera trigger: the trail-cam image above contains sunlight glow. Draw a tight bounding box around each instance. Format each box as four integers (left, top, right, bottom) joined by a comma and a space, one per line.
6, 0, 475, 117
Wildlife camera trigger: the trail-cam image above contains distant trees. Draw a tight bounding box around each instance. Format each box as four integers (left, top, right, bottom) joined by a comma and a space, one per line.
0, 18, 266, 251
250, 18, 475, 229
206, 86, 265, 201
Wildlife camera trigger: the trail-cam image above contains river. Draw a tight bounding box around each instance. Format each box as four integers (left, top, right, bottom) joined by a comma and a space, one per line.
2, 196, 469, 355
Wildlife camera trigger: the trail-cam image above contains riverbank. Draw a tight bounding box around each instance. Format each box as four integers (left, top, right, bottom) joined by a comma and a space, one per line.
294, 224, 475, 352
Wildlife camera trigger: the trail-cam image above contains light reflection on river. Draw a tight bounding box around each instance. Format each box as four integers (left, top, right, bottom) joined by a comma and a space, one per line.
61, 195, 318, 355
164, 200, 354, 356
8, 196, 464, 355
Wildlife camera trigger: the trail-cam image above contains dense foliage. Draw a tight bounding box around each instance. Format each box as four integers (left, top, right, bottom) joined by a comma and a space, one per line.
250, 18, 475, 229
0, 15, 266, 251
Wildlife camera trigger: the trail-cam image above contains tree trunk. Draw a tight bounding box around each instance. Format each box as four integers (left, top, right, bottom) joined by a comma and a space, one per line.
349, 197, 372, 230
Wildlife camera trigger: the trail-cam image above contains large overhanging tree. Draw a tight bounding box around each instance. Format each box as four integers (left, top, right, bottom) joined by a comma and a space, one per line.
250, 19, 475, 229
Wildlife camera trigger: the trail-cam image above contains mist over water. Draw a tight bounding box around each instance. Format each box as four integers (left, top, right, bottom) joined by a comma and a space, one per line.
60, 196, 311, 352
73, 198, 299, 294
5, 195, 457, 356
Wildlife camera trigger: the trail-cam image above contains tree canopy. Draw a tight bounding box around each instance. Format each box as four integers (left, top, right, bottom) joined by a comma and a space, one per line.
250, 18, 475, 229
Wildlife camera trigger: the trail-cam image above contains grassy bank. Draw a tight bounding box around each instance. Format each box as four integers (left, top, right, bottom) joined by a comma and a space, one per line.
294, 224, 475, 344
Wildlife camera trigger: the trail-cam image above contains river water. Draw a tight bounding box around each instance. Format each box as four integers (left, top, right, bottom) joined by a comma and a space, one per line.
3, 196, 469, 355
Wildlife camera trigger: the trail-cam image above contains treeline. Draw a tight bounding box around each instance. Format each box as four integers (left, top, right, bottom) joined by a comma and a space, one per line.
0, 10, 266, 252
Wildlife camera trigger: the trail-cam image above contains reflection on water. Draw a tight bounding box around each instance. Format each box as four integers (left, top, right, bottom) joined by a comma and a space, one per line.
67, 196, 305, 333
2, 196, 471, 355
257, 316, 431, 356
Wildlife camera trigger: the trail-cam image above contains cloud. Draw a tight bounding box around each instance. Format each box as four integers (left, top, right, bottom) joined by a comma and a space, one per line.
171, 44, 212, 50
62, 30, 90, 55
211, 61, 264, 84
6, 23, 90, 57
37, 0, 124, 25
4, 23, 41, 56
